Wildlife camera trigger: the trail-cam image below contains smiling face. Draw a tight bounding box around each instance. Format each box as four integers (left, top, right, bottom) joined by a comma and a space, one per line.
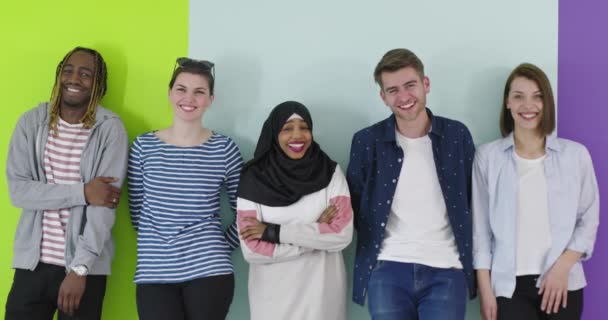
507, 76, 544, 133
380, 66, 430, 124
277, 115, 312, 160
168, 72, 214, 122
60, 50, 95, 109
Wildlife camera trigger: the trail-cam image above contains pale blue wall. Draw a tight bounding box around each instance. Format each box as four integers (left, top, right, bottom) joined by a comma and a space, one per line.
188, 1, 558, 318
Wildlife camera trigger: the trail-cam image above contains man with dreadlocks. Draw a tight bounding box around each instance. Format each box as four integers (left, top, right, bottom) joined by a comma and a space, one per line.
5, 47, 128, 320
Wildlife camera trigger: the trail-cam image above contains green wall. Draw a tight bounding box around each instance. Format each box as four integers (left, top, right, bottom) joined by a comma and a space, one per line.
0, 1, 188, 319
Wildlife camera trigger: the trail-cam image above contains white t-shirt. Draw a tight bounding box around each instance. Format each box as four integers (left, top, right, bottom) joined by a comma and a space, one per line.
514, 152, 551, 276
378, 132, 462, 269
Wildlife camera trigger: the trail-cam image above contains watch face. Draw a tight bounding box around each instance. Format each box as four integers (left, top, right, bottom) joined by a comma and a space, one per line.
73, 265, 88, 276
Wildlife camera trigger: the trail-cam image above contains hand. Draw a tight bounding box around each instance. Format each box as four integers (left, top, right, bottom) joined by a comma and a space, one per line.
58, 272, 86, 316
479, 287, 497, 320
239, 217, 267, 241
317, 205, 338, 224
539, 260, 570, 314
84, 177, 121, 208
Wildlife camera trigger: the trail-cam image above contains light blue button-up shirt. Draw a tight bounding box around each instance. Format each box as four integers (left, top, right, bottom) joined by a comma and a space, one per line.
472, 133, 599, 298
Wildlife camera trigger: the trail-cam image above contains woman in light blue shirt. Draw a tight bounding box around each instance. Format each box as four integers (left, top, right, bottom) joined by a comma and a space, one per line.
472, 63, 599, 320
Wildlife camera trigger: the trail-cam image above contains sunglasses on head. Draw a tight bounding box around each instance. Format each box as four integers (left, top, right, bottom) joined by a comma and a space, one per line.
175, 57, 215, 73
174, 57, 216, 80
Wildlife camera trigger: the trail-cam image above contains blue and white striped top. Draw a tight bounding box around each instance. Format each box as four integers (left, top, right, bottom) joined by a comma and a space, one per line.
127, 132, 242, 284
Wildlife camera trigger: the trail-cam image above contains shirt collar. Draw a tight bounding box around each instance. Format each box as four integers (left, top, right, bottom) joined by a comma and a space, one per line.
382, 108, 438, 142
545, 133, 561, 151
500, 131, 561, 152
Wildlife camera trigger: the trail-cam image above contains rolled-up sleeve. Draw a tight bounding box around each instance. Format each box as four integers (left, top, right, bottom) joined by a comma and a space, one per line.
472, 148, 493, 270
566, 147, 600, 260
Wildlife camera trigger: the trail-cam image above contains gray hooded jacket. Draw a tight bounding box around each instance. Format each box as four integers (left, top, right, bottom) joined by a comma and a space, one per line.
6, 102, 128, 275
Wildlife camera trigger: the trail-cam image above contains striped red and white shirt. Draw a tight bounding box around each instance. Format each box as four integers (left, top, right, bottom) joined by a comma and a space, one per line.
40, 118, 91, 266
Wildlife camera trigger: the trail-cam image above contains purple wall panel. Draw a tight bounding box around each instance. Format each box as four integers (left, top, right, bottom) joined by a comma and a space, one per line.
559, 1, 608, 319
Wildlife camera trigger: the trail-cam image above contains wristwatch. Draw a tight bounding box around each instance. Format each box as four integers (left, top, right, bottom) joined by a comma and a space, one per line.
71, 265, 89, 276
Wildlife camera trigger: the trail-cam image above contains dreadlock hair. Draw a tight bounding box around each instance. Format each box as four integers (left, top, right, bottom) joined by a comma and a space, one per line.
48, 47, 108, 133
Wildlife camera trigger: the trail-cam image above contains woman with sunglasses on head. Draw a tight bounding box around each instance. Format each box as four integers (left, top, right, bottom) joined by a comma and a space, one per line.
472, 63, 599, 320
127, 58, 242, 320
237, 101, 353, 320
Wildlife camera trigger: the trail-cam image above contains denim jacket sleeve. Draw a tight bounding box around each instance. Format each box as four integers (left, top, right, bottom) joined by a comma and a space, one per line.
463, 127, 476, 205
346, 131, 368, 230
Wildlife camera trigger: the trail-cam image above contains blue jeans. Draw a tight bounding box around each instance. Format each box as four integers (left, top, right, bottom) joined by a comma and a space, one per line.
367, 261, 467, 320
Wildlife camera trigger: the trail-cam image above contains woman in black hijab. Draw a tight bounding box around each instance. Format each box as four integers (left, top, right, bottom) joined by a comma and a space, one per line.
237, 101, 353, 320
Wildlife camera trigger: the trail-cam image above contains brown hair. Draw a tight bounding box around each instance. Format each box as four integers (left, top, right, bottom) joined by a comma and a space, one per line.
500, 63, 555, 137
48, 47, 108, 133
374, 48, 424, 89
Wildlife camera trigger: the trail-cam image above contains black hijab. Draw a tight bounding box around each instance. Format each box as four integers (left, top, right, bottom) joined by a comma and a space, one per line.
238, 101, 337, 207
